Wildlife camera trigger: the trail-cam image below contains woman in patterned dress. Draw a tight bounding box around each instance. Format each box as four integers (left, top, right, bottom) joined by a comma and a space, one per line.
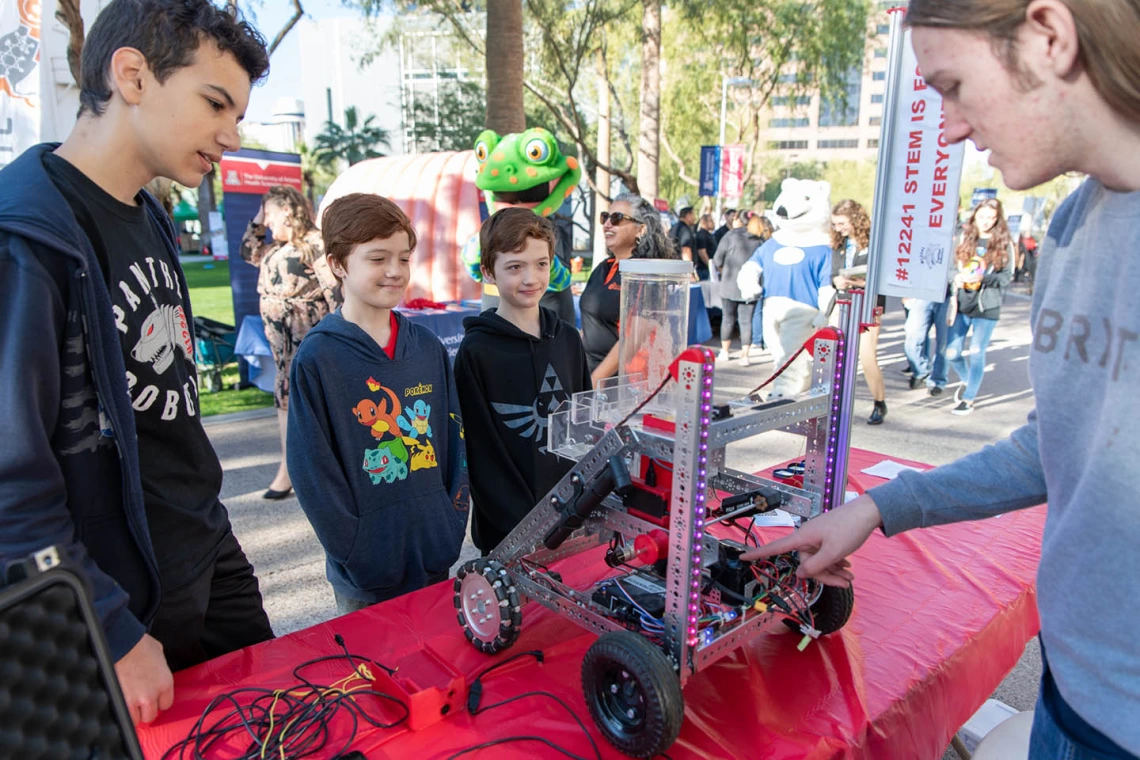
241, 186, 340, 499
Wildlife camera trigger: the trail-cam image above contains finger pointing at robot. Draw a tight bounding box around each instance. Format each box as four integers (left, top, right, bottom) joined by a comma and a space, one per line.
740, 495, 884, 587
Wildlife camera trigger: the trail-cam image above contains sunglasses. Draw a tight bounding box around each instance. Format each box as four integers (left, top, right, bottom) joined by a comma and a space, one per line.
601, 211, 640, 225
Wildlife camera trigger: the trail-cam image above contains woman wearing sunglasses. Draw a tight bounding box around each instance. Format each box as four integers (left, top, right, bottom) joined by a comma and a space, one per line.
580, 194, 677, 385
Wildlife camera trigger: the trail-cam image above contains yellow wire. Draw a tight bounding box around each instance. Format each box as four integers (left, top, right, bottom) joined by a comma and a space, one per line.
271, 666, 376, 759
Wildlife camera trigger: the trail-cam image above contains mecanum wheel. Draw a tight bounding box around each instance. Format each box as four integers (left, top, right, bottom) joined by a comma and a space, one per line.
581, 630, 684, 758
453, 559, 522, 654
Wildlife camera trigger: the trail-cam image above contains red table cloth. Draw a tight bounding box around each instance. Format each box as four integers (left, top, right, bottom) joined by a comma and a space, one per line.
139, 448, 1044, 760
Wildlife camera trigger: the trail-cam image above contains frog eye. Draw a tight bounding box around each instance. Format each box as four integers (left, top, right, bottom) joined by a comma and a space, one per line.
475, 141, 489, 163
525, 138, 551, 163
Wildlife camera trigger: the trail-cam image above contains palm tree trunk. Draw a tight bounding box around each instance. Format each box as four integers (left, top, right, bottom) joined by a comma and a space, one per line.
637, 0, 661, 201
485, 0, 526, 134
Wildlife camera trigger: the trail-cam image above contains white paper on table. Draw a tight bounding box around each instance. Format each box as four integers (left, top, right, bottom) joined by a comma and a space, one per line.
845, 491, 859, 503
749, 509, 796, 528
860, 460, 926, 480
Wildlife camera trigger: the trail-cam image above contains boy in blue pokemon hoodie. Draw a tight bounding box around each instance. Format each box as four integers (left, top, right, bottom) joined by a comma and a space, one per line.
288, 193, 468, 614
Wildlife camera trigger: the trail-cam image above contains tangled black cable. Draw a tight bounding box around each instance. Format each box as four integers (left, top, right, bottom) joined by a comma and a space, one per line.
444, 651, 678, 760
161, 634, 407, 760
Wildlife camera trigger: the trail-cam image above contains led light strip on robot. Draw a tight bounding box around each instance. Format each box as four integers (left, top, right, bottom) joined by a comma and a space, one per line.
686, 348, 716, 649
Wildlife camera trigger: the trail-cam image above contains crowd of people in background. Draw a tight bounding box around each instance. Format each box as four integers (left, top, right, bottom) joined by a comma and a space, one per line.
688, 196, 1037, 422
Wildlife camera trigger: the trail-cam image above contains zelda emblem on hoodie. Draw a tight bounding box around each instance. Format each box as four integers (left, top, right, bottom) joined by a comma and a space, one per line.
490, 363, 568, 453
354, 377, 439, 484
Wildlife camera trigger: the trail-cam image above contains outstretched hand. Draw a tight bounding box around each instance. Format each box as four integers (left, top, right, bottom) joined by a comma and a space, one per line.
740, 495, 884, 587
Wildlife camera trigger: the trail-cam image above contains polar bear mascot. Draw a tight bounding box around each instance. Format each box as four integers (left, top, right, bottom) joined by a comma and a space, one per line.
737, 178, 836, 398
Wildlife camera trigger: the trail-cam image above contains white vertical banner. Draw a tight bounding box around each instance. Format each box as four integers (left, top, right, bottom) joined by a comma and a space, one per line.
0, 0, 43, 169
867, 19, 965, 308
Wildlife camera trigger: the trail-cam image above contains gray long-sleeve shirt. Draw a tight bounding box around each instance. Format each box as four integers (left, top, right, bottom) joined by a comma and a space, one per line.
869, 179, 1140, 754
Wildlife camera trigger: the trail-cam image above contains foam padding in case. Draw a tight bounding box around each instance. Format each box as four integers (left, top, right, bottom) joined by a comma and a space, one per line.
0, 569, 141, 759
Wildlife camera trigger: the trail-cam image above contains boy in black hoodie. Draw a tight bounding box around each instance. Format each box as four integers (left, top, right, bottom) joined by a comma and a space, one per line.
288, 194, 468, 614
454, 208, 592, 553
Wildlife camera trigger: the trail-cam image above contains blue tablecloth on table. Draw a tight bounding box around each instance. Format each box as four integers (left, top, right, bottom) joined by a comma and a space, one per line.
234, 306, 482, 393
572, 283, 713, 345
234, 316, 275, 393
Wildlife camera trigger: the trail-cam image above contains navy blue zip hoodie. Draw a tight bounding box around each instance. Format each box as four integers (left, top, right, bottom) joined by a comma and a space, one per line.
0, 144, 168, 660
287, 310, 469, 603
453, 307, 591, 552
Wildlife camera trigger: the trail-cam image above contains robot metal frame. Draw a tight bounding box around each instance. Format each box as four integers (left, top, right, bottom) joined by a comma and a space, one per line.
454, 293, 869, 758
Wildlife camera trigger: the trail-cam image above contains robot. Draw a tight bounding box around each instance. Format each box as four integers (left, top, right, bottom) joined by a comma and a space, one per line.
453, 288, 871, 758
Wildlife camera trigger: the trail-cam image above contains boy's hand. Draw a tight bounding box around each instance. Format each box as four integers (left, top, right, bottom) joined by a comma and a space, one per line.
739, 495, 884, 587
253, 206, 265, 225
115, 634, 174, 725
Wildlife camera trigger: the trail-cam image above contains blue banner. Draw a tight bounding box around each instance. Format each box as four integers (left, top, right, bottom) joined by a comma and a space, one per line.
970, 187, 997, 208
699, 146, 721, 197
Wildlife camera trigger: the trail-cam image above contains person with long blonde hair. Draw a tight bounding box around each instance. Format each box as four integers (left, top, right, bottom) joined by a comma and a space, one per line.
829, 200, 887, 424
743, 2, 1140, 755
946, 197, 1014, 414
241, 185, 340, 498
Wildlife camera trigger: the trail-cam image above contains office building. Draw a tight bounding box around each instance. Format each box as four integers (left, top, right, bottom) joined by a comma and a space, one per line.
762, 10, 893, 163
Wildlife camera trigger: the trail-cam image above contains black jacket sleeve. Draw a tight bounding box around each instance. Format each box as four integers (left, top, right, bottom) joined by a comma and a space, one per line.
0, 237, 145, 660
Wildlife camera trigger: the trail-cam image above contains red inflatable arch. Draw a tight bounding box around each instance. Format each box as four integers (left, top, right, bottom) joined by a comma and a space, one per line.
318, 151, 483, 304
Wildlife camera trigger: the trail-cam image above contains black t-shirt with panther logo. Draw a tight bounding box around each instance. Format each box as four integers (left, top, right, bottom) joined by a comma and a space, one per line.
44, 153, 228, 590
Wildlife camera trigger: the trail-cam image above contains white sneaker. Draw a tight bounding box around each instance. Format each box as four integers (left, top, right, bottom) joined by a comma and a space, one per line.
717, 350, 731, 362
739, 355, 751, 367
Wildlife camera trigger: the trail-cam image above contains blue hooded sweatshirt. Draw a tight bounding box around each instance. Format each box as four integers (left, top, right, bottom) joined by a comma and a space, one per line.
0, 145, 166, 660
287, 311, 469, 604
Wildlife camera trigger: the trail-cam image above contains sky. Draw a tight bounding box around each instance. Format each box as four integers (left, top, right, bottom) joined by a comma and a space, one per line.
243, 0, 354, 123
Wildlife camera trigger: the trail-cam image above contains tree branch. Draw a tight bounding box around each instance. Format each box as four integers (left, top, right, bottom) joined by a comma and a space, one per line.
598, 37, 636, 173
54, 0, 84, 86
524, 80, 639, 193
268, 0, 305, 56
659, 128, 700, 189
427, 3, 488, 58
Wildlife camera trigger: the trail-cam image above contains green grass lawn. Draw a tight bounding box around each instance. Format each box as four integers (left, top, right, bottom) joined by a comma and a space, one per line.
183, 260, 275, 417
198, 364, 274, 417
183, 259, 235, 325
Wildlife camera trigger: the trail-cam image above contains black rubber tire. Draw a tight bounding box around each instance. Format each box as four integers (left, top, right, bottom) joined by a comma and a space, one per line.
581, 631, 684, 758
453, 559, 522, 654
809, 583, 855, 635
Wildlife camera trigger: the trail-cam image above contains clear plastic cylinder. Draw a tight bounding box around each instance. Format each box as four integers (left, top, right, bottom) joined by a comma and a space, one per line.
618, 259, 692, 401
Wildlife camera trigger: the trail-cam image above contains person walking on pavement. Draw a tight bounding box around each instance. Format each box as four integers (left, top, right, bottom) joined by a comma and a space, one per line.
946, 198, 1015, 415
830, 200, 888, 424
713, 211, 763, 366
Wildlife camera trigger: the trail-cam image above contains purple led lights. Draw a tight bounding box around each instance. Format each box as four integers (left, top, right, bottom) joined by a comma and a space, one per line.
688, 353, 716, 650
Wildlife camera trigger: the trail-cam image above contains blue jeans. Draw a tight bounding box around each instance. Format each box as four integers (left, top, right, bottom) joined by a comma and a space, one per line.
903, 299, 949, 387
946, 313, 997, 402
750, 297, 765, 348
1030, 686, 1138, 759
